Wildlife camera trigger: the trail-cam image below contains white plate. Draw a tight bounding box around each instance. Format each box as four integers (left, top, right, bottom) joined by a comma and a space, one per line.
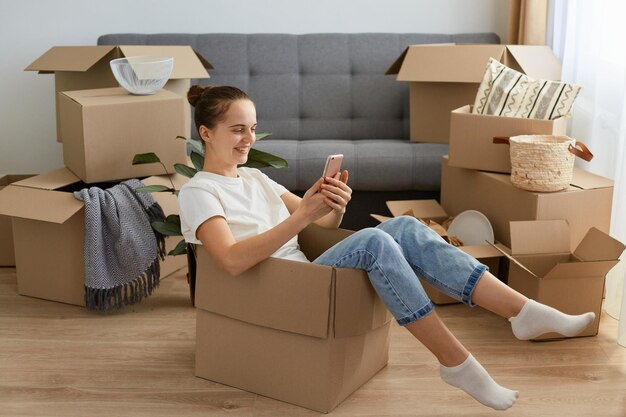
446, 210, 494, 246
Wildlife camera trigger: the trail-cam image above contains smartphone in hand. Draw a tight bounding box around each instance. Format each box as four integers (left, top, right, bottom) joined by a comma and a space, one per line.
322, 154, 344, 180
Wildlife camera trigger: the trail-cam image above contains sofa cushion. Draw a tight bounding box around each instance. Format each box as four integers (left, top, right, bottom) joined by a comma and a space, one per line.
253, 139, 448, 191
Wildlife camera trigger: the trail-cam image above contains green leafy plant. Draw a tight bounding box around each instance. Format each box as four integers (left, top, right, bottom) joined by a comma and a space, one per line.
132, 133, 287, 256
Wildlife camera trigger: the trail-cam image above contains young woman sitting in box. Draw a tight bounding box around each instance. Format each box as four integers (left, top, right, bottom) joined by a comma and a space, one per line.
178, 85, 595, 411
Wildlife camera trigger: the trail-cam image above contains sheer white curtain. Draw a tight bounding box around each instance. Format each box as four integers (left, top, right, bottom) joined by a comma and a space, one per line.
550, 0, 626, 346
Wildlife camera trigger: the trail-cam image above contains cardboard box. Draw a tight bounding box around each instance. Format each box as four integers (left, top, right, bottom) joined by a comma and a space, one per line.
440, 155, 614, 251
25, 45, 212, 142
495, 220, 625, 339
448, 105, 568, 173
371, 200, 505, 304
0, 168, 188, 306
58, 87, 187, 183
194, 224, 393, 413
386, 44, 561, 143
0, 175, 35, 266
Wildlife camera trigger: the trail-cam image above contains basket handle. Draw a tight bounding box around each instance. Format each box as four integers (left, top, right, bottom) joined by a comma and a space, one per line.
569, 141, 594, 162
494, 136, 594, 162
493, 136, 510, 145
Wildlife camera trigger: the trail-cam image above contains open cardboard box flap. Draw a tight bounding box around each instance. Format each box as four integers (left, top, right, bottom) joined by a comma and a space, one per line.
25, 45, 212, 78
0, 168, 83, 224
386, 44, 561, 83
386, 199, 448, 223
0, 185, 82, 224
0, 175, 36, 187
574, 227, 626, 261
385, 43, 454, 76
544, 260, 620, 280
14, 167, 80, 190
505, 45, 562, 80
0, 167, 194, 226
25, 46, 117, 73
510, 220, 571, 256
386, 44, 504, 82
499, 220, 625, 280
511, 220, 625, 261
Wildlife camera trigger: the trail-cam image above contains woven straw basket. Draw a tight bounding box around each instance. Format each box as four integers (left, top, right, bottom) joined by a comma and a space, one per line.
493, 135, 593, 192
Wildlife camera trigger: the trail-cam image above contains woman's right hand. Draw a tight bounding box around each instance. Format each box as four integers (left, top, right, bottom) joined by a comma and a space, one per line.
295, 177, 333, 223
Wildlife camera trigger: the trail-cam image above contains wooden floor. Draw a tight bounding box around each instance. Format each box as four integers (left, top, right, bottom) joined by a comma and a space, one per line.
1, 266, 625, 417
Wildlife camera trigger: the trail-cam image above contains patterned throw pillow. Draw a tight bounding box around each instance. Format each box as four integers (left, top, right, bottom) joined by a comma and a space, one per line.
472, 58, 582, 120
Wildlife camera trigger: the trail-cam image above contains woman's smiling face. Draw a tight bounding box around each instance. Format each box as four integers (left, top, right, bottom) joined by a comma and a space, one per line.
200, 99, 257, 174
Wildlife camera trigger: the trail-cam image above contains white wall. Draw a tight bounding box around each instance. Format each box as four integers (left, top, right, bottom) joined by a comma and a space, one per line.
0, 0, 510, 174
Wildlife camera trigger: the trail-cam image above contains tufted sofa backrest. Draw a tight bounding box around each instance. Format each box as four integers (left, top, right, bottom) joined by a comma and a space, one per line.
98, 33, 500, 141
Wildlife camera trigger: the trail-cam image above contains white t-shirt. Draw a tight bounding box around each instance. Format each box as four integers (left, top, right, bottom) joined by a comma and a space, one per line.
178, 167, 309, 262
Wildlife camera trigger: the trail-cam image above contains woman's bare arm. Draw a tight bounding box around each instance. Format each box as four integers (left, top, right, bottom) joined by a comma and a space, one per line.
196, 177, 331, 276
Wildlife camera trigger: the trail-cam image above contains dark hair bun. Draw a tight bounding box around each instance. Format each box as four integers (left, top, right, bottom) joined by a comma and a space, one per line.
187, 85, 214, 107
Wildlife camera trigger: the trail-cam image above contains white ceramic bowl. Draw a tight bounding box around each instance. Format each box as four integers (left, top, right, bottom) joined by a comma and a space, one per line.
110, 56, 174, 95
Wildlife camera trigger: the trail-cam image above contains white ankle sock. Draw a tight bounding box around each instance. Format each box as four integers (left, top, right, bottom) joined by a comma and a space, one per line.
440, 354, 518, 410
509, 299, 595, 340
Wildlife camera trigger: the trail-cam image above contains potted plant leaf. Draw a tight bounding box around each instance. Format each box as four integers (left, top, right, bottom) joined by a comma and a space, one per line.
132, 133, 287, 303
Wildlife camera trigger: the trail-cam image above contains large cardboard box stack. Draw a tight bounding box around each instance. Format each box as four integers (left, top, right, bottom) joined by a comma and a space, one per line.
495, 220, 625, 339
440, 156, 624, 337
195, 225, 393, 413
386, 42, 623, 339
0, 169, 189, 306
0, 44, 211, 305
424, 46, 624, 334
25, 45, 212, 183
371, 200, 505, 304
386, 44, 560, 143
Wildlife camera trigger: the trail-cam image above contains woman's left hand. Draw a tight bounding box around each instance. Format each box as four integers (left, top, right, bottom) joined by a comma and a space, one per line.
320, 170, 352, 214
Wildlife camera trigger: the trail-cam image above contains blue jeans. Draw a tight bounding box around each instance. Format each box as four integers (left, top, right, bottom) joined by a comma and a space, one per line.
313, 216, 487, 326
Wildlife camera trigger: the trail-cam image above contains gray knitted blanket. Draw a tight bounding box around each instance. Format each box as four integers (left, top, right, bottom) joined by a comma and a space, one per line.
74, 179, 166, 312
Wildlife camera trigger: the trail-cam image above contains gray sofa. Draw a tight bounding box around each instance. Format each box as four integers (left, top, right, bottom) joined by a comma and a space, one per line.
98, 33, 500, 228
